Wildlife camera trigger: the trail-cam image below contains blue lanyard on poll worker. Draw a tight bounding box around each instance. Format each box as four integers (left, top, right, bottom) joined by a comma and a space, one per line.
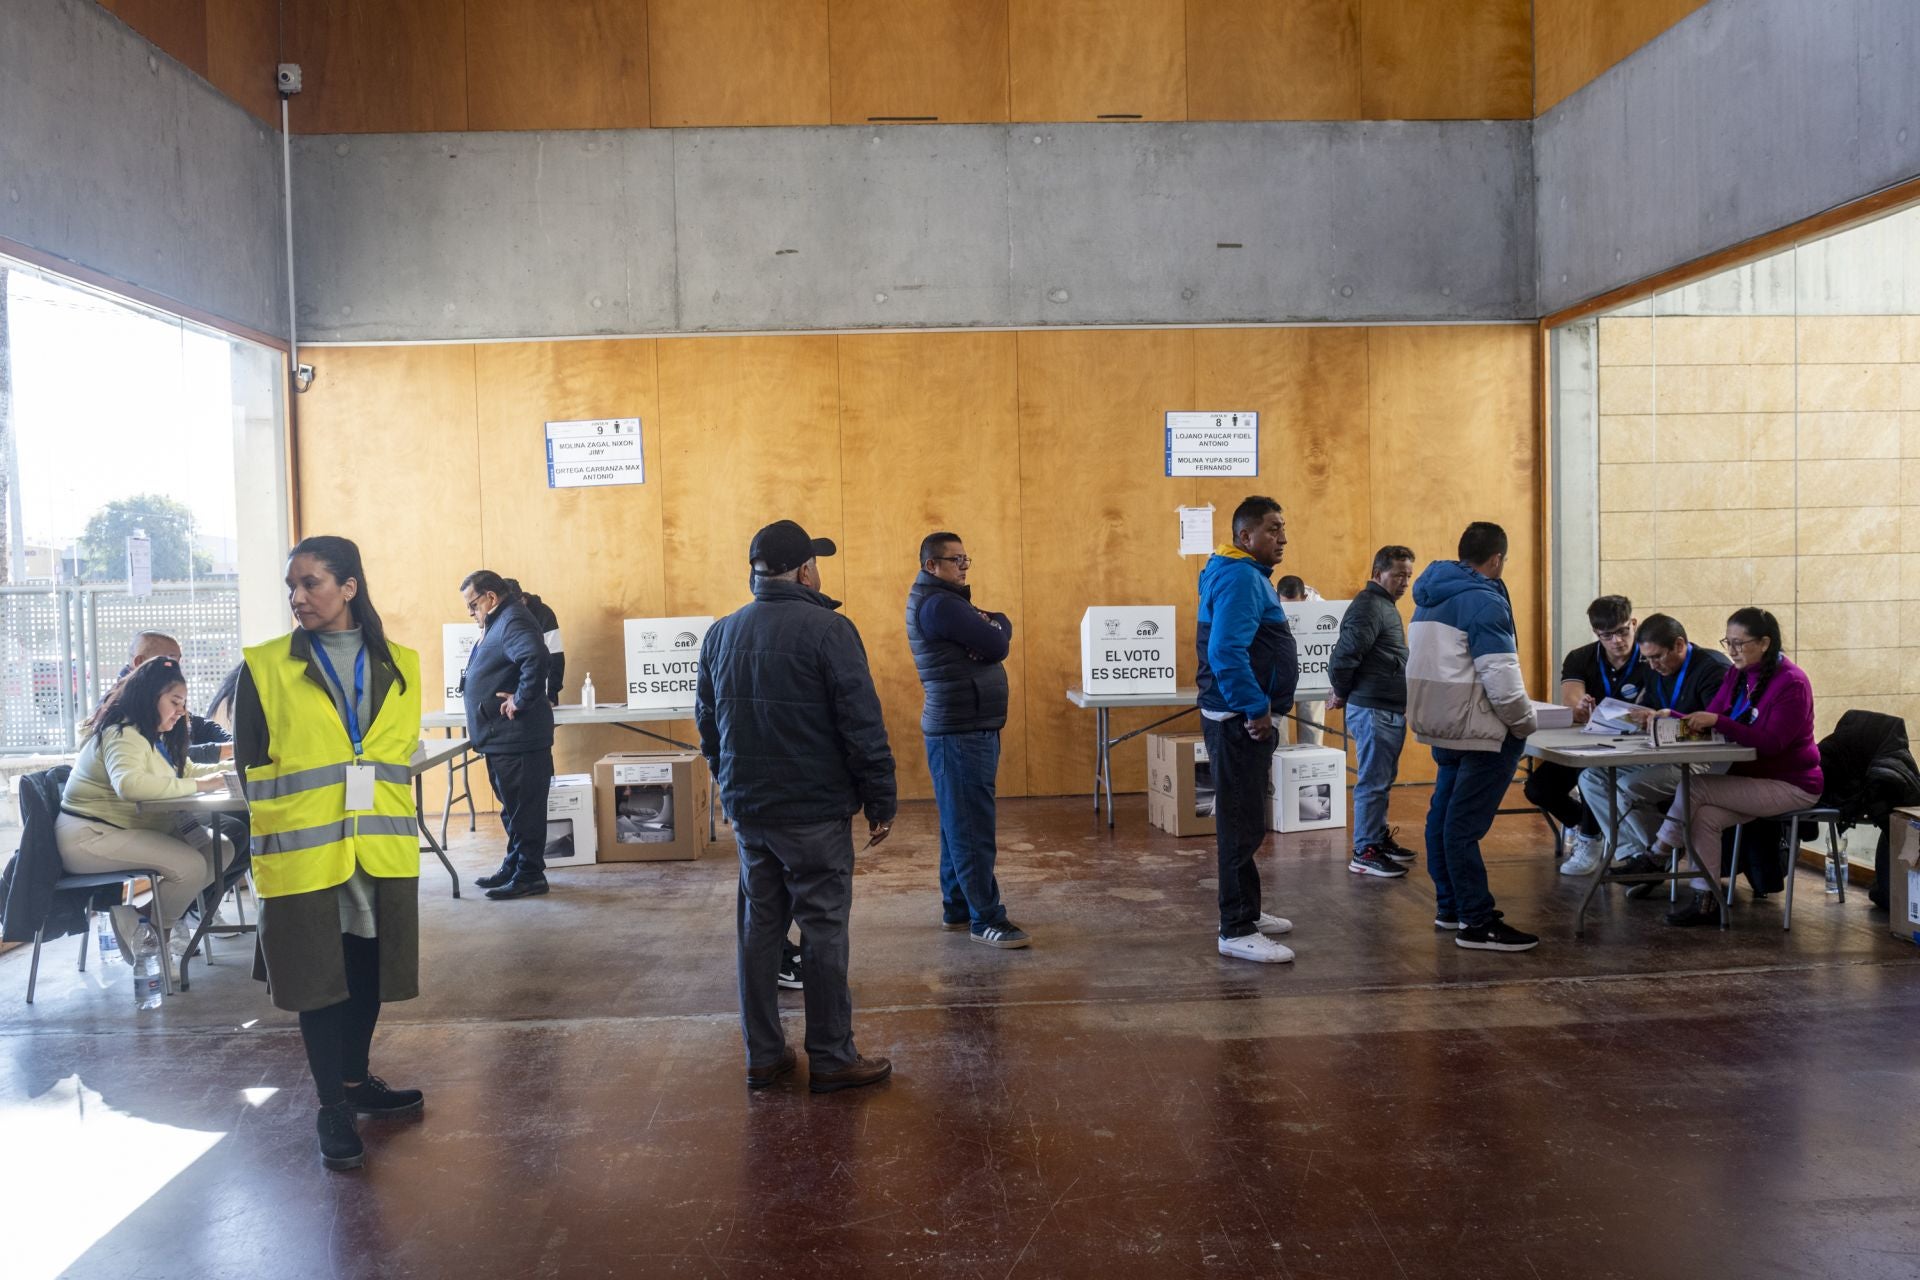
1599, 644, 1640, 700
1653, 644, 1693, 711
312, 639, 379, 811
1729, 673, 1758, 725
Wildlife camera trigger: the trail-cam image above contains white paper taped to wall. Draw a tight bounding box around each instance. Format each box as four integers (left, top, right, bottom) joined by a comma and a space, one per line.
1178, 505, 1215, 557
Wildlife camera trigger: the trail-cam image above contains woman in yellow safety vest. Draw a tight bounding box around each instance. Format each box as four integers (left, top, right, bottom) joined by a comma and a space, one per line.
233, 535, 424, 1172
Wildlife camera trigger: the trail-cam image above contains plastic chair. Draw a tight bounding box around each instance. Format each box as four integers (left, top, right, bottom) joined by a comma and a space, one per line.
1727, 807, 1845, 930
27, 870, 173, 1002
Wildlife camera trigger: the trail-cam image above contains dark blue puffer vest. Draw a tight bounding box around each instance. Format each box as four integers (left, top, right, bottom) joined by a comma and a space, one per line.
905, 572, 1009, 736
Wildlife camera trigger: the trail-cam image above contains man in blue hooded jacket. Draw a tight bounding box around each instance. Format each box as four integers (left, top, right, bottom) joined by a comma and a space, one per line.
1196, 495, 1300, 964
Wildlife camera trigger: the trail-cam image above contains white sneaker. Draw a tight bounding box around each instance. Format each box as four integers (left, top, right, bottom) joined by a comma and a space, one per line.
1255, 912, 1293, 936
1219, 932, 1296, 964
1559, 834, 1603, 877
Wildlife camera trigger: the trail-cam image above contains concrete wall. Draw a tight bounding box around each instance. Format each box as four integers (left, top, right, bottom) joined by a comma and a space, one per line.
1536, 0, 1920, 318
0, 0, 286, 340
292, 121, 1535, 342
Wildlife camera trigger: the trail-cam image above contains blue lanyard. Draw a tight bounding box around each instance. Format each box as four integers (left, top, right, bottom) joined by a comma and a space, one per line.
1598, 644, 1639, 699
1655, 644, 1693, 710
311, 640, 367, 756
1729, 673, 1756, 724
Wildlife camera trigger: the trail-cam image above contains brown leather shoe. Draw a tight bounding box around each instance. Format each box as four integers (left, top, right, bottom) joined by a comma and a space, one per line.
746, 1046, 797, 1090
809, 1055, 892, 1094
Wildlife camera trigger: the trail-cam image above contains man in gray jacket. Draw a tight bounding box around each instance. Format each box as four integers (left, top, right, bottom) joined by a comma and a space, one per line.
697, 520, 897, 1094
1327, 545, 1416, 880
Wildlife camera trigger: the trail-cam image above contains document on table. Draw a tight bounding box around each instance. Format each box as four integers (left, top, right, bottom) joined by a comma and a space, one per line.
1582, 697, 1646, 734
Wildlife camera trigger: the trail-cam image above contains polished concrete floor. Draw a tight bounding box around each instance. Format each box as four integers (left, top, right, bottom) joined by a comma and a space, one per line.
5, 786, 1920, 1279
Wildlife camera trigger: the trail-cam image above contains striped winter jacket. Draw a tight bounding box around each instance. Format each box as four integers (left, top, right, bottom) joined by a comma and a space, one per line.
1405, 560, 1537, 752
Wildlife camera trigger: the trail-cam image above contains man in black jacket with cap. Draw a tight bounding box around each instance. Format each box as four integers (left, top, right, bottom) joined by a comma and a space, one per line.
698, 520, 897, 1094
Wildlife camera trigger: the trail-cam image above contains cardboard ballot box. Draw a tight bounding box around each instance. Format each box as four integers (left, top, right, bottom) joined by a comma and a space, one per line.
1147, 731, 1215, 837
544, 773, 598, 867
593, 752, 709, 862
1892, 807, 1920, 946
1270, 745, 1347, 834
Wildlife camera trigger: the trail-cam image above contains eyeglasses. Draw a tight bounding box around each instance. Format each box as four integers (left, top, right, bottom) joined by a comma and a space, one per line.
1595, 623, 1634, 641
1720, 636, 1761, 653
930, 555, 971, 568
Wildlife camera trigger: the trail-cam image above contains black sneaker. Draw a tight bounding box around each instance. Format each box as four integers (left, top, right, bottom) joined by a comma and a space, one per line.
1434, 917, 1466, 931
344, 1075, 424, 1117
971, 922, 1031, 949
777, 952, 804, 990
317, 1100, 364, 1171
939, 917, 969, 932
1381, 829, 1420, 863
474, 861, 518, 890
1348, 845, 1408, 878
1614, 853, 1667, 899
486, 876, 550, 900
1665, 890, 1721, 928
1455, 916, 1539, 952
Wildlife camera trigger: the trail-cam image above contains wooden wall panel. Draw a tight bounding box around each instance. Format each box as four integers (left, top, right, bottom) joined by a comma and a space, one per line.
283, 0, 468, 133
473, 340, 666, 778
829, 0, 1010, 124
465, 0, 649, 130
1009, 0, 1187, 123
655, 336, 844, 619
103, 0, 210, 76
1359, 0, 1531, 120
1016, 329, 1197, 796
1534, 0, 1709, 113
838, 332, 1026, 801
1186, 0, 1360, 122
648, 0, 830, 127
295, 345, 481, 808
205, 0, 281, 123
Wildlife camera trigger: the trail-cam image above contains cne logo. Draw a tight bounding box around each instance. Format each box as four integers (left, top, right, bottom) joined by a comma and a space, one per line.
1136, 621, 1161, 637
673, 631, 699, 649
1317, 616, 1338, 631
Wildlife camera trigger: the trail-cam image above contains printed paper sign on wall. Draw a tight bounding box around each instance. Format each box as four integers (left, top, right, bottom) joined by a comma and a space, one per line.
1282, 600, 1349, 697
546, 418, 644, 489
442, 622, 482, 714
624, 617, 715, 709
1079, 606, 1178, 696
1165, 412, 1258, 477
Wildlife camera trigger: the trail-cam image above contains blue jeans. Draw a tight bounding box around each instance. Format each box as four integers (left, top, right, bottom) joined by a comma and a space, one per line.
1425, 735, 1525, 928
1345, 706, 1406, 853
926, 731, 1007, 931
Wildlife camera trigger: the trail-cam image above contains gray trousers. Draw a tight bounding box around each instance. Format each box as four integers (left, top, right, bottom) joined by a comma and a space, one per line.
735, 817, 858, 1073
1578, 761, 1731, 860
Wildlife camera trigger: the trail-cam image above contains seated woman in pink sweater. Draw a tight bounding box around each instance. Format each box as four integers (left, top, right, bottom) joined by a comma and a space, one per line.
1650, 607, 1822, 928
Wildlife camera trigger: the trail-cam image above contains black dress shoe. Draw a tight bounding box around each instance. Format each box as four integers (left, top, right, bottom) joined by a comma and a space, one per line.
809, 1055, 892, 1094
474, 862, 518, 890
486, 877, 549, 900
1665, 890, 1722, 928
344, 1074, 424, 1117
746, 1046, 798, 1090
1615, 854, 1665, 899
317, 1100, 364, 1171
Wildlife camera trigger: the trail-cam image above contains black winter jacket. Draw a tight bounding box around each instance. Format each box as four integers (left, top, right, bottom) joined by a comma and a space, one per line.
1, 767, 120, 944
462, 599, 554, 755
905, 571, 1011, 736
698, 578, 897, 826
1818, 710, 1920, 819
1326, 581, 1408, 714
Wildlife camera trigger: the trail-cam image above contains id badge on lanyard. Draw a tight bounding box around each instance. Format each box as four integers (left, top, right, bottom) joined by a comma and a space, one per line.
344, 764, 377, 812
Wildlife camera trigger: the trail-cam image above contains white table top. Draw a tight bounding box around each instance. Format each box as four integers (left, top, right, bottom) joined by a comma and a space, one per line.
1065, 686, 1200, 710
1525, 726, 1756, 768
138, 736, 476, 814
421, 703, 695, 730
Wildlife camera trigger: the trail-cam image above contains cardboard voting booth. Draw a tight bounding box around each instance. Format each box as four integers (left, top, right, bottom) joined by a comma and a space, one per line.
1147, 731, 1215, 836
1281, 601, 1348, 698
1079, 607, 1177, 697
442, 622, 482, 714
624, 617, 714, 710
593, 752, 709, 862
544, 773, 598, 867
1270, 745, 1347, 833
1892, 808, 1920, 946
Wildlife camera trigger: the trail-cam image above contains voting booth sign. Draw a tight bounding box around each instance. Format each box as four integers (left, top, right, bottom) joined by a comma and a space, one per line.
442, 622, 482, 714
624, 617, 714, 709
1079, 606, 1178, 696
1282, 600, 1348, 698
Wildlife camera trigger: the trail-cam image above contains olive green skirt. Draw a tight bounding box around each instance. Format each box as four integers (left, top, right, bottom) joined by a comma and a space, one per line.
252, 876, 421, 1013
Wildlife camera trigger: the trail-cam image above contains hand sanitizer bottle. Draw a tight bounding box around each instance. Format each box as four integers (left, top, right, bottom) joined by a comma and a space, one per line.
580, 673, 595, 709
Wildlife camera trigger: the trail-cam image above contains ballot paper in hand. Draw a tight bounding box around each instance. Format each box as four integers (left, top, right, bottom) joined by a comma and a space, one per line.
1582, 697, 1645, 734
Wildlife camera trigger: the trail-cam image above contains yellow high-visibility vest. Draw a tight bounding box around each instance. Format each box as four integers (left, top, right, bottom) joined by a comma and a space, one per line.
242, 633, 422, 898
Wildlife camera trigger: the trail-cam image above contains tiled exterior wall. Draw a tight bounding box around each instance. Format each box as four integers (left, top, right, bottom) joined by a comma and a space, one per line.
1596, 313, 1920, 738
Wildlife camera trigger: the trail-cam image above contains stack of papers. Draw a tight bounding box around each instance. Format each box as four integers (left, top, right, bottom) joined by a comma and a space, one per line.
1582, 697, 1645, 734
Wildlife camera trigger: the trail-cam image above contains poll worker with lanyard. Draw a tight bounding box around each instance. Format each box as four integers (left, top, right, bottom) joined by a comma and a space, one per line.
1647, 607, 1822, 928
459, 570, 556, 900
1576, 614, 1731, 892
1529, 595, 1641, 878
234, 535, 424, 1173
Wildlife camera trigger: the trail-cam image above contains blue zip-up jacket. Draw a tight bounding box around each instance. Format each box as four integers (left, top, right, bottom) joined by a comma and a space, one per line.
1195, 546, 1298, 720
1406, 560, 1536, 750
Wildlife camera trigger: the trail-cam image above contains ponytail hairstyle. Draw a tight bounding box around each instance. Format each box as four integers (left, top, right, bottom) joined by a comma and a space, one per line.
1726, 605, 1783, 703
86, 655, 191, 774
290, 535, 409, 693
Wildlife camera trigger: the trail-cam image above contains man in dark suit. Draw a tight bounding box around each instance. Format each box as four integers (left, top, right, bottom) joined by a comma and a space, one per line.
458, 571, 555, 900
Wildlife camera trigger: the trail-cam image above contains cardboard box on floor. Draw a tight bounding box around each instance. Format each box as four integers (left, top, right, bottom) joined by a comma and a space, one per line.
1891, 807, 1920, 945
592, 752, 710, 862
1147, 731, 1215, 837
544, 773, 597, 867
1270, 744, 1346, 833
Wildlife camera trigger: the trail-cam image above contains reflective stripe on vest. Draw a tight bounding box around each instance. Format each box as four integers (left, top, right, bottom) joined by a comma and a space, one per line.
243, 634, 423, 898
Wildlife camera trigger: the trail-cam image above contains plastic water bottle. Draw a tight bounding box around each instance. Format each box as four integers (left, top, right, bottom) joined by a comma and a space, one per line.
580, 672, 595, 709
94, 912, 126, 971
131, 922, 164, 1010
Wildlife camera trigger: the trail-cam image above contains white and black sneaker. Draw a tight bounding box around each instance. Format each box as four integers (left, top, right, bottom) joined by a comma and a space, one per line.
1454, 914, 1539, 952
972, 922, 1031, 950
1380, 828, 1420, 863
1434, 917, 1466, 931
1348, 845, 1408, 878
777, 945, 803, 989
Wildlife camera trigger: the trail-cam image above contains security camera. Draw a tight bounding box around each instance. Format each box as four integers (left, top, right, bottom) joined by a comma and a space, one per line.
277, 63, 302, 95
293, 363, 315, 393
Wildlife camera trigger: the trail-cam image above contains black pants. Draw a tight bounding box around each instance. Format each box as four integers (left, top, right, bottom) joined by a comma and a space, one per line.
1523, 760, 1600, 838
1202, 713, 1280, 938
486, 748, 555, 880
299, 933, 381, 1107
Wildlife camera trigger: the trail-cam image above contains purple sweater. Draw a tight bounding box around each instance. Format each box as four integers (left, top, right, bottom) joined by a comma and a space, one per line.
1708, 657, 1822, 794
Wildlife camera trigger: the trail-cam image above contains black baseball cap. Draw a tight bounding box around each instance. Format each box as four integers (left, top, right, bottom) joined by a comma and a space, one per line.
749, 520, 837, 576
